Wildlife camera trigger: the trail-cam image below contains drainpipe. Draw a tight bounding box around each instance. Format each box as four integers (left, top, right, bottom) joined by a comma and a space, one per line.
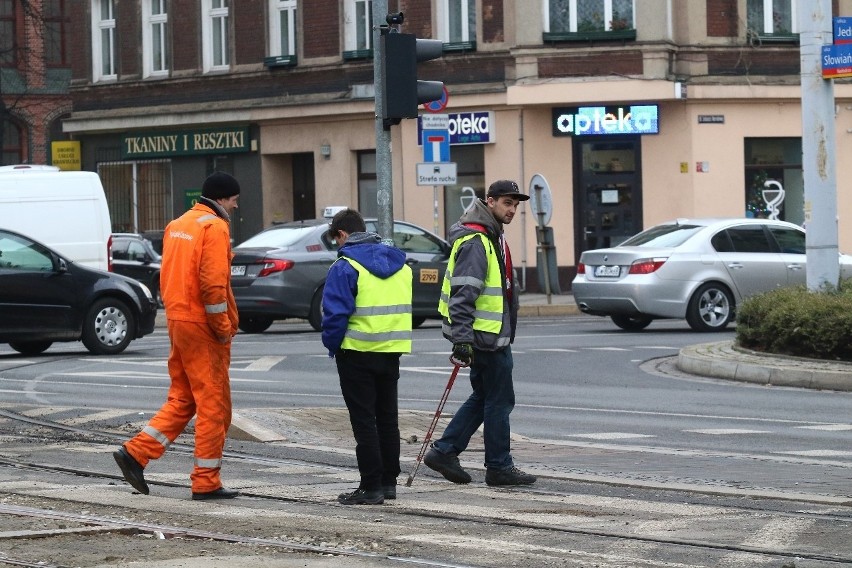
518, 108, 527, 291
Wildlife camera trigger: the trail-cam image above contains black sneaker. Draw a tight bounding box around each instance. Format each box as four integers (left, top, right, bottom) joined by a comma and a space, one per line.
112, 446, 149, 495
424, 448, 472, 484
337, 487, 384, 505
485, 466, 536, 486
383, 485, 397, 500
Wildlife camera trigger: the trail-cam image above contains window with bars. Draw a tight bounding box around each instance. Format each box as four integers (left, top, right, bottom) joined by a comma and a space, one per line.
343, 0, 373, 59
544, 0, 635, 41
747, 0, 796, 38
1, 120, 22, 165
98, 160, 173, 233
91, 0, 116, 81
143, 0, 168, 77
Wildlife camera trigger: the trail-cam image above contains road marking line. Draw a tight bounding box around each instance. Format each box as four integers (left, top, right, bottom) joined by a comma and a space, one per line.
569, 432, 655, 440
685, 429, 770, 435
60, 409, 131, 426
242, 356, 285, 372
772, 449, 852, 457
585, 347, 630, 351
796, 423, 852, 431
529, 348, 579, 352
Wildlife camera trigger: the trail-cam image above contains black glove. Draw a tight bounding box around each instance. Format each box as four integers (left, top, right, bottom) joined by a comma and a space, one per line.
450, 343, 474, 367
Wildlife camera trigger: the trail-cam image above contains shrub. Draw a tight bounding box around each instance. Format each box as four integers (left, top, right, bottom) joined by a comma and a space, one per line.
736, 280, 852, 362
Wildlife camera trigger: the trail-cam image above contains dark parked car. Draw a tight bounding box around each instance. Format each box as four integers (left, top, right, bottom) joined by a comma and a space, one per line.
231, 218, 450, 332
111, 233, 163, 307
0, 228, 158, 355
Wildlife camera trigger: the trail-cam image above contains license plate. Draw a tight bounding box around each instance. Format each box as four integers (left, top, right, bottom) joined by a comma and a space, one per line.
231, 265, 246, 276
594, 265, 620, 277
419, 268, 439, 284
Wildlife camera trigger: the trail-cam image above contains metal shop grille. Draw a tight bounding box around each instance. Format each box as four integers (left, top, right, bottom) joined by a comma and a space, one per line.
97, 153, 173, 234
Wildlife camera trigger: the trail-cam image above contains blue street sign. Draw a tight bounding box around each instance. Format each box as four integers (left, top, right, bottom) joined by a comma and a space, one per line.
822, 43, 852, 78
834, 17, 852, 44
422, 129, 450, 162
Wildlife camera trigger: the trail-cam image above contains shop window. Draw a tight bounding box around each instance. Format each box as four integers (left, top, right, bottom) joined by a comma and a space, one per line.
343, 0, 373, 60
443, 145, 485, 237
1, 120, 22, 165
357, 150, 378, 218
142, 0, 168, 77
202, 0, 229, 72
43, 0, 68, 66
98, 160, 173, 233
439, 0, 477, 52
0, 0, 15, 66
747, 0, 797, 42
266, 0, 297, 67
543, 0, 636, 42
744, 138, 802, 225
91, 0, 116, 81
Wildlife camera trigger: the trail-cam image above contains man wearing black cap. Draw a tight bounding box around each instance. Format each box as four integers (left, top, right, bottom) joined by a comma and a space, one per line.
424, 180, 537, 487
113, 171, 241, 500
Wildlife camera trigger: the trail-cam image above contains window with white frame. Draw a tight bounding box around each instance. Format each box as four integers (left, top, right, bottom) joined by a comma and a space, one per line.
439, 0, 476, 44
142, 0, 168, 77
344, 0, 372, 53
202, 0, 229, 72
91, 0, 116, 81
747, 0, 796, 35
269, 0, 297, 58
544, 0, 635, 33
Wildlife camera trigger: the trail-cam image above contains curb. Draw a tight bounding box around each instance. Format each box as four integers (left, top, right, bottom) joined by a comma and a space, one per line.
677, 340, 852, 392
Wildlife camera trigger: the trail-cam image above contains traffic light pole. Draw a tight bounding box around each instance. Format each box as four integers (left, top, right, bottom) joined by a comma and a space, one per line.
373, 0, 394, 243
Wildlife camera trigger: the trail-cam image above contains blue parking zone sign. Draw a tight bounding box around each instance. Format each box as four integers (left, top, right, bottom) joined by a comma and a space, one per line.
422, 129, 450, 162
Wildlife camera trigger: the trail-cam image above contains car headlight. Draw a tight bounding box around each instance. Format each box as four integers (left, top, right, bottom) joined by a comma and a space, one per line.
136, 282, 153, 301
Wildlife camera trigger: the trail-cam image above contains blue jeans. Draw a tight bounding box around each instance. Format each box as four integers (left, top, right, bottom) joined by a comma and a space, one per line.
433, 346, 515, 470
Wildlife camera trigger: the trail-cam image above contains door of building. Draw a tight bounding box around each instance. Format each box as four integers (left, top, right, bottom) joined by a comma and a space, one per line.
292, 153, 316, 221
573, 137, 643, 261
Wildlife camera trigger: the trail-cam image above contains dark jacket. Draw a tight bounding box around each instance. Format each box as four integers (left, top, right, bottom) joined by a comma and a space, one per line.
321, 231, 408, 356
443, 199, 519, 350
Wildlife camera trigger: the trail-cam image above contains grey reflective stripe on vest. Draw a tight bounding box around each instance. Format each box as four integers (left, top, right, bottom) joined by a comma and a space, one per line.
495, 336, 511, 347
205, 302, 227, 313
142, 425, 171, 449
440, 321, 511, 347
450, 275, 484, 288
196, 214, 217, 223
195, 457, 222, 469
473, 309, 503, 322
481, 286, 502, 296
352, 304, 411, 317
344, 329, 412, 342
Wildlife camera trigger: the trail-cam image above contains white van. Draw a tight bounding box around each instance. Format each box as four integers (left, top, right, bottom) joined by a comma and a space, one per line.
0, 165, 112, 271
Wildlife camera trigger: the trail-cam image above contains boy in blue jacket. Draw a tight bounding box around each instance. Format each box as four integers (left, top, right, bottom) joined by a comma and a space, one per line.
321, 209, 413, 504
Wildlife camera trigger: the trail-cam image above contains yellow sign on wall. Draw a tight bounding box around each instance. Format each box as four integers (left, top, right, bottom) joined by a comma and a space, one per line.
51, 141, 81, 171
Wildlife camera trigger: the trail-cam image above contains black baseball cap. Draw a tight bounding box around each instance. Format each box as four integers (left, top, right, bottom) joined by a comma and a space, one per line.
486, 180, 530, 201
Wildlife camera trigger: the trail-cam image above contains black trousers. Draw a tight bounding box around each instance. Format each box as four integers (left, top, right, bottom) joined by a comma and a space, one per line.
335, 349, 402, 490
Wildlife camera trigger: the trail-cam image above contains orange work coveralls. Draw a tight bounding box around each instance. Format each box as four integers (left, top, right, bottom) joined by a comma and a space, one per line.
124, 200, 239, 493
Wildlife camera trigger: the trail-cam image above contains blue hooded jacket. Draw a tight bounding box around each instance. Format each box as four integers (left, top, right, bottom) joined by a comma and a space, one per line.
321, 231, 408, 356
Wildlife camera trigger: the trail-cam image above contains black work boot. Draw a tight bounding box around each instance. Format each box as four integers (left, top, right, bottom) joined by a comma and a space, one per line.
112, 446, 149, 495
424, 447, 472, 484
383, 485, 397, 500
337, 487, 384, 505
485, 466, 537, 487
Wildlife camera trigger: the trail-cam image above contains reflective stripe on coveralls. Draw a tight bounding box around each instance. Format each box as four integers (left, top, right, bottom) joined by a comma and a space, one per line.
339, 258, 413, 353
438, 232, 504, 334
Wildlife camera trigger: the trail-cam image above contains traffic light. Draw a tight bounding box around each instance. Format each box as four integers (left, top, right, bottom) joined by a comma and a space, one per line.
381, 32, 444, 123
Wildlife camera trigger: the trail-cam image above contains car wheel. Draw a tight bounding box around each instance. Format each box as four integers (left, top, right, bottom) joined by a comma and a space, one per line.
308, 286, 324, 332
8, 341, 53, 355
238, 316, 273, 334
412, 316, 427, 329
686, 283, 734, 332
152, 279, 163, 308
81, 298, 135, 355
610, 314, 653, 331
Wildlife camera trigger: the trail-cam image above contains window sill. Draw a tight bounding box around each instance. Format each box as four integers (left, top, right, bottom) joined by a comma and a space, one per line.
543, 30, 636, 43
443, 41, 477, 54
264, 55, 297, 68
343, 49, 373, 61
753, 33, 799, 44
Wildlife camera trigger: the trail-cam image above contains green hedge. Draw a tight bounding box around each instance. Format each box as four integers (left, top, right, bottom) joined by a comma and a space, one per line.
735, 281, 852, 362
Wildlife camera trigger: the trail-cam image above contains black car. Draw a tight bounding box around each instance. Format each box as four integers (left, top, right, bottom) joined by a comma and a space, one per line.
0, 228, 158, 355
111, 233, 163, 307
231, 218, 450, 332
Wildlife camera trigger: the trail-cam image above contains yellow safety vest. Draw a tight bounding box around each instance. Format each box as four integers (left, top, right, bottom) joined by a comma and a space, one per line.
438, 232, 503, 334
340, 258, 413, 353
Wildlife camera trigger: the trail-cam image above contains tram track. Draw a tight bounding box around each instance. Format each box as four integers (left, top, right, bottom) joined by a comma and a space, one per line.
0, 407, 850, 566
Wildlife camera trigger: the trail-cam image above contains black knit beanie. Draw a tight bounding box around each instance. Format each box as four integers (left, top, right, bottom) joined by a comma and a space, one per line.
201, 172, 241, 200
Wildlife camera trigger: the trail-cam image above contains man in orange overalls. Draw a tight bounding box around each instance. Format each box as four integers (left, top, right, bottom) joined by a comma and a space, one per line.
113, 171, 240, 500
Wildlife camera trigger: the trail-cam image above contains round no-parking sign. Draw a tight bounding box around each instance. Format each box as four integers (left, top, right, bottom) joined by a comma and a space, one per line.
423, 86, 449, 113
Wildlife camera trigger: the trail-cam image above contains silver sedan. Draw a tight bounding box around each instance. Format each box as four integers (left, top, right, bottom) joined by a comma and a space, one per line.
571, 218, 852, 331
